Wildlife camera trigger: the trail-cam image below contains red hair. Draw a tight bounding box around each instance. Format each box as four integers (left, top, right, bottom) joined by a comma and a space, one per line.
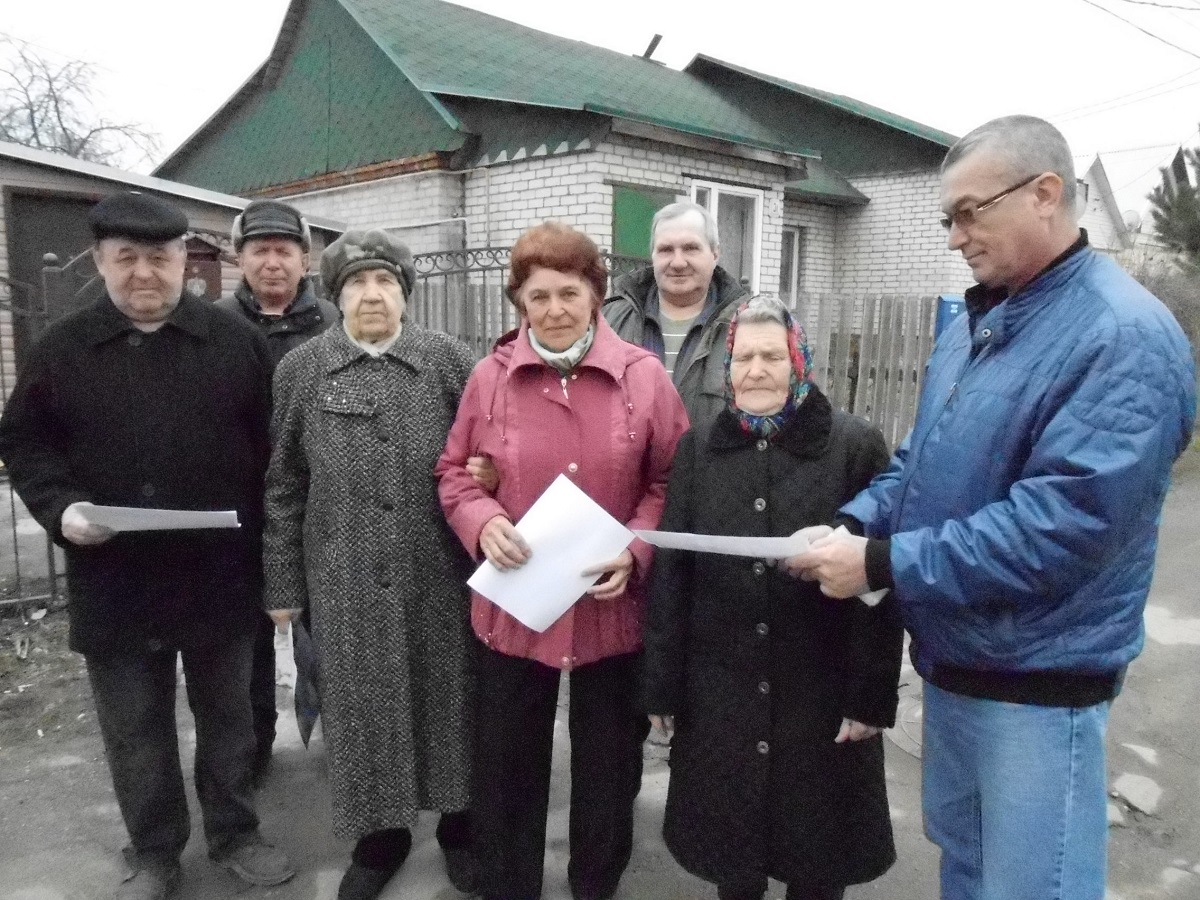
507, 222, 608, 310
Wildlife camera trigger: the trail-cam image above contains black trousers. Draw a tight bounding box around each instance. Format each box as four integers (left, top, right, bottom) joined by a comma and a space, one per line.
474, 642, 647, 900
85, 635, 260, 866
249, 611, 277, 753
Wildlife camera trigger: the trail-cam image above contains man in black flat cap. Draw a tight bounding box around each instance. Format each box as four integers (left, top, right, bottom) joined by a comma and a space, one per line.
216, 198, 339, 780
0, 192, 294, 900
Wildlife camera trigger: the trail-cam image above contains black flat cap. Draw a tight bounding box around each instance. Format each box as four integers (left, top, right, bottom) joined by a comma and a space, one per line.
232, 199, 312, 251
321, 229, 416, 300
89, 192, 188, 243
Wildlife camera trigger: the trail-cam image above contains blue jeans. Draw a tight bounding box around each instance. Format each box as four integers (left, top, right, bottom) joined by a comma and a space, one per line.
921, 682, 1109, 900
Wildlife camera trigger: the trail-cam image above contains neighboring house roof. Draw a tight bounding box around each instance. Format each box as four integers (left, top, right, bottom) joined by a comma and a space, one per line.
156, 0, 952, 197
1075, 154, 1132, 251
0, 139, 345, 232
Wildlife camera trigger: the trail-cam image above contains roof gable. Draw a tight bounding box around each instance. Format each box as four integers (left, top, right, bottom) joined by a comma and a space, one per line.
157, 0, 466, 193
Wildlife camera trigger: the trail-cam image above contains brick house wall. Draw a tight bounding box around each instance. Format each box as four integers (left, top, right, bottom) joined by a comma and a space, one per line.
841, 169, 972, 295
463, 132, 786, 293
284, 169, 465, 255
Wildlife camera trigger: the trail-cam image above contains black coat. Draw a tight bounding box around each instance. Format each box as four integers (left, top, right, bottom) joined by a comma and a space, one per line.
0, 294, 273, 656
214, 275, 340, 367
643, 388, 902, 889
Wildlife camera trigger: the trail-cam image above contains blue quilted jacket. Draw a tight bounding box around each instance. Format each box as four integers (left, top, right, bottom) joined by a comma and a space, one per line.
842, 247, 1195, 683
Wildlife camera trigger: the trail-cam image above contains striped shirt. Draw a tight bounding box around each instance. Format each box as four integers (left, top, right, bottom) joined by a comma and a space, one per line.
660, 312, 699, 377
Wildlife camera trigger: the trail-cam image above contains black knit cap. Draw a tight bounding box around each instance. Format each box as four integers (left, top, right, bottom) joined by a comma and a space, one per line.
320, 229, 416, 300
89, 192, 188, 243
232, 199, 312, 251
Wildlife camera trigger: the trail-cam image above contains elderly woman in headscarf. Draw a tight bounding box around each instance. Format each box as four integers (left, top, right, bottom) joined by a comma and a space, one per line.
263, 230, 484, 900
642, 294, 903, 900
435, 221, 689, 900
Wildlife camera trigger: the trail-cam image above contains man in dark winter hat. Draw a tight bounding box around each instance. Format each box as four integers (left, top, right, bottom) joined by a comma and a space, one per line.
217, 198, 338, 780
0, 191, 294, 900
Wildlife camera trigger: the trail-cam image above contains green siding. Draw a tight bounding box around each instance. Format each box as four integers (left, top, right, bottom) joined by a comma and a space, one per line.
159, 0, 464, 193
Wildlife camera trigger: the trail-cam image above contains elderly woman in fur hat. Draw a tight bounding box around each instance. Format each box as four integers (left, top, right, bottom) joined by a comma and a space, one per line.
263, 230, 486, 900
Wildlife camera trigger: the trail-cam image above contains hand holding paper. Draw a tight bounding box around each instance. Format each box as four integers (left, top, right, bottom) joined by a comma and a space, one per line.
583, 548, 634, 600
61, 502, 115, 546
468, 475, 634, 632
480, 515, 531, 570
792, 526, 889, 606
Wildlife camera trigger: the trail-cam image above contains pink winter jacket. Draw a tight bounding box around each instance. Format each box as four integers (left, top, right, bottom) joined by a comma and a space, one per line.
436, 315, 689, 670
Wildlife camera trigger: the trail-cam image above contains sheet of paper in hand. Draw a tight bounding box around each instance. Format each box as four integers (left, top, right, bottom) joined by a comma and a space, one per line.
468, 474, 634, 632
632, 529, 809, 559
78, 505, 240, 531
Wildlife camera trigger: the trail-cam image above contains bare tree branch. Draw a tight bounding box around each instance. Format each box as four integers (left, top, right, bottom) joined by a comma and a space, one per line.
0, 37, 160, 168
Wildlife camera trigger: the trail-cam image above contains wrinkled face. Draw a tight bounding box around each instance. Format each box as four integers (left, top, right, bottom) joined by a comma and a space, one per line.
339, 267, 405, 342
237, 236, 309, 307
519, 266, 596, 353
940, 150, 1047, 292
93, 237, 187, 324
652, 212, 719, 308
730, 320, 793, 416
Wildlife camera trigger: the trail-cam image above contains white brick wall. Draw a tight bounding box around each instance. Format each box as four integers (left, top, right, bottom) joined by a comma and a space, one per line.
782, 201, 838, 295
464, 133, 787, 293
841, 170, 972, 296
284, 169, 466, 255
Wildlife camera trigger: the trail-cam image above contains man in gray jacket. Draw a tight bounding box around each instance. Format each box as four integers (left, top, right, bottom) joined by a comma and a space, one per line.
216, 199, 339, 779
602, 201, 748, 424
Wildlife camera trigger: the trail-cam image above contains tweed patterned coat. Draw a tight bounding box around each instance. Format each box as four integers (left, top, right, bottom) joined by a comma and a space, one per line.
264, 323, 476, 840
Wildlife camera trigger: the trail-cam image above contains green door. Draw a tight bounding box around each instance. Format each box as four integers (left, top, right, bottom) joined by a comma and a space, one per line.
612, 185, 676, 258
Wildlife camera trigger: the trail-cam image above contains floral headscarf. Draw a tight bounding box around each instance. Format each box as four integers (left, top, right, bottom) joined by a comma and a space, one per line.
723, 296, 814, 439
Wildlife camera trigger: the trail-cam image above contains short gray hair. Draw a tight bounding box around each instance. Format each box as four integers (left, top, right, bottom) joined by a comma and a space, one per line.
651, 201, 719, 252
735, 293, 789, 328
941, 115, 1076, 211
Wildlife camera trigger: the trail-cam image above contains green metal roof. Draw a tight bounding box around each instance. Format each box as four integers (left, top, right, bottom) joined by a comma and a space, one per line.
688, 55, 956, 148
685, 55, 956, 176
158, 0, 956, 194
440, 98, 613, 167
784, 159, 869, 207
339, 0, 816, 158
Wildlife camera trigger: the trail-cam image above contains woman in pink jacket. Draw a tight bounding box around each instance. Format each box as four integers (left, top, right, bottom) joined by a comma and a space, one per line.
436, 222, 688, 900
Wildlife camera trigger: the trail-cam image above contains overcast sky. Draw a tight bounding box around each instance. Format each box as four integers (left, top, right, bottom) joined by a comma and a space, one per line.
5, 0, 1200, 222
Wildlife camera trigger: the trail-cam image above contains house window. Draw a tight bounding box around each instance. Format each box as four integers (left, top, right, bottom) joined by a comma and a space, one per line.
780, 226, 804, 306
690, 180, 762, 291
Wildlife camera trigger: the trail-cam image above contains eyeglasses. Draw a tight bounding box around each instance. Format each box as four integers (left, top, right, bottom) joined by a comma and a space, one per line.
939, 172, 1043, 231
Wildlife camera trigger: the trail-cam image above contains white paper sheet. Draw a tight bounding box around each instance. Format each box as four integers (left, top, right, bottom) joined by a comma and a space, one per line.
632, 529, 809, 559
467, 475, 634, 633
78, 505, 240, 532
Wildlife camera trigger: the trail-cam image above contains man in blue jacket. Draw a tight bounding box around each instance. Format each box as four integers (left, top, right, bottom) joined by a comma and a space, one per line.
791, 116, 1196, 900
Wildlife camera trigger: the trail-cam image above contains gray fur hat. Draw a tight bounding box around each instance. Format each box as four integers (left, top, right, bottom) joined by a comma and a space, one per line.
232, 199, 312, 251
320, 229, 416, 300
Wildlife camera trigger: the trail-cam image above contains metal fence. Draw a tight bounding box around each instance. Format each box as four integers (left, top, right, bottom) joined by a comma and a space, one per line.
0, 267, 67, 610
409, 248, 647, 358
